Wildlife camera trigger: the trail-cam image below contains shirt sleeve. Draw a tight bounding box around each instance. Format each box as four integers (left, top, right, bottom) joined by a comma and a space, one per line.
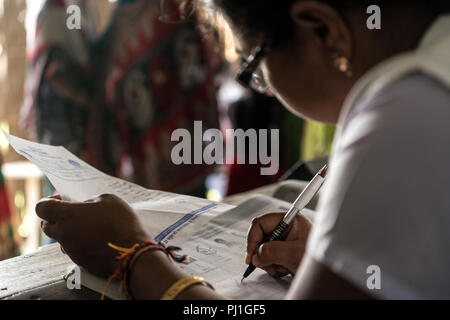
305, 72, 450, 299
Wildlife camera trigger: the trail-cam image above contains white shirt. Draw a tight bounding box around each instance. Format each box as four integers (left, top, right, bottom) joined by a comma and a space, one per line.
305, 16, 450, 299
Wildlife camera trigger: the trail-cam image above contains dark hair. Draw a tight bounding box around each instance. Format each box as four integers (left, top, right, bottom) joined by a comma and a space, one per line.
210, 0, 450, 46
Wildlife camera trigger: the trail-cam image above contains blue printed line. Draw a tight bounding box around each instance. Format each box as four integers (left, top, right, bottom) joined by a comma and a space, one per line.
154, 203, 218, 242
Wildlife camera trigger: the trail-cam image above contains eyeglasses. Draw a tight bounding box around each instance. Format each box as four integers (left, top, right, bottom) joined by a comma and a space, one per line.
236, 42, 272, 96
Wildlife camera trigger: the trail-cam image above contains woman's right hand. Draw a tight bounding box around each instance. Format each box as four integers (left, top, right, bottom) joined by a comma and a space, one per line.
246, 212, 312, 277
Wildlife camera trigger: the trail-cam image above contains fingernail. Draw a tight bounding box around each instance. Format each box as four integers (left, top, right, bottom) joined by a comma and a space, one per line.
37, 198, 50, 204
245, 253, 251, 264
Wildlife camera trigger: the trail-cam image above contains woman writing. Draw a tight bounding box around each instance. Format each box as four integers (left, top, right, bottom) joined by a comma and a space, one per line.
37, 0, 450, 299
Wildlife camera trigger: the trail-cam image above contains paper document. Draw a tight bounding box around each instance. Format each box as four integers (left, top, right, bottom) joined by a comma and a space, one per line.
5, 133, 311, 299
4, 133, 232, 246
181, 195, 316, 299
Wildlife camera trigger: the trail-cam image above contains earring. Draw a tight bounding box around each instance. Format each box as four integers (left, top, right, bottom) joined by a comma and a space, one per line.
332, 53, 353, 78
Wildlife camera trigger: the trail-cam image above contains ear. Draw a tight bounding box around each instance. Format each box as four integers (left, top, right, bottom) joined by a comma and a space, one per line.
289, 0, 353, 59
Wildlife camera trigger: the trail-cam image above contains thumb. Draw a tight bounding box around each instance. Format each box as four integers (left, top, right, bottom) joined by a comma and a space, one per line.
36, 197, 65, 222
252, 240, 304, 273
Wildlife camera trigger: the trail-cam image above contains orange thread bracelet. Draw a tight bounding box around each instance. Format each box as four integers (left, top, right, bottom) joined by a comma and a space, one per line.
102, 240, 188, 300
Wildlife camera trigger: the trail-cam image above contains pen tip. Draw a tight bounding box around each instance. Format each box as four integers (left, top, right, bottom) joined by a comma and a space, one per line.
240, 277, 245, 284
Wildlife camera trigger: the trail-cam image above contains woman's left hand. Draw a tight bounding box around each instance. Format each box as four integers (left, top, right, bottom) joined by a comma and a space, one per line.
36, 194, 150, 278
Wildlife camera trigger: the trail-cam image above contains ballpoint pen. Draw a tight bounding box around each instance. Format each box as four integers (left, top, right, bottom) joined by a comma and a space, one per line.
241, 164, 329, 281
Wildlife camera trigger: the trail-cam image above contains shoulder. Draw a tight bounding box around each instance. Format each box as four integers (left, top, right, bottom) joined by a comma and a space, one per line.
369, 71, 449, 112
338, 71, 450, 153
347, 71, 450, 128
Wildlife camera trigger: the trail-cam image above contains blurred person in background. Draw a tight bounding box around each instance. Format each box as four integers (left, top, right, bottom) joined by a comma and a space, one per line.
21, 0, 98, 158
21, 0, 221, 198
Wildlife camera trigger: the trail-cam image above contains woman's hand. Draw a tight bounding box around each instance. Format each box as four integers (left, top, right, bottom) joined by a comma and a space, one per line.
246, 212, 312, 277
36, 194, 150, 278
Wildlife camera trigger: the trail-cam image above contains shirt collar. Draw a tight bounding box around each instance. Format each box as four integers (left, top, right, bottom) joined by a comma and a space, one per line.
419, 15, 450, 49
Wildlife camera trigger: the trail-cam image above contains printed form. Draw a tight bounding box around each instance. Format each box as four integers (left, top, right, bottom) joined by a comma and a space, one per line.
5, 133, 299, 299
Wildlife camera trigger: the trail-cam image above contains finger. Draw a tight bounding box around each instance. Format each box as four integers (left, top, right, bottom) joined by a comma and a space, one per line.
276, 266, 290, 274
262, 265, 289, 275
252, 240, 303, 271
246, 212, 286, 264
262, 266, 278, 277
40, 220, 61, 240
36, 198, 62, 222
36, 197, 74, 222
262, 266, 288, 278
87, 193, 122, 203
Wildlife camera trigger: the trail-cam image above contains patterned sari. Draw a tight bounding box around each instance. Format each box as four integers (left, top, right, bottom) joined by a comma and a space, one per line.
22, 0, 220, 196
